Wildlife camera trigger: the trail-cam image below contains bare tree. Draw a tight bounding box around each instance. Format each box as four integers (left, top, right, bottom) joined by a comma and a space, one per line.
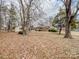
0, 0, 8, 31
0, 0, 3, 31
8, 2, 17, 32
18, 0, 45, 35
58, 0, 79, 38
19, 0, 30, 35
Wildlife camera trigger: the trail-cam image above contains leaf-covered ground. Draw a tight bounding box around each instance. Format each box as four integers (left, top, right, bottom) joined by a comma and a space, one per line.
0, 31, 79, 59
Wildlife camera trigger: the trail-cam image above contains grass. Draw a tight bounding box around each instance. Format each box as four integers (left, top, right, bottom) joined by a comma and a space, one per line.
0, 31, 79, 59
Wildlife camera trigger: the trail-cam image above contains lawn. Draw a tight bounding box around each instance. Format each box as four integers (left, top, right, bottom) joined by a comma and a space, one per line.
0, 31, 79, 59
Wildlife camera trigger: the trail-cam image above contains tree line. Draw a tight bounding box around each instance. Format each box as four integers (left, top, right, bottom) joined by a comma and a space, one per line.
0, 0, 45, 35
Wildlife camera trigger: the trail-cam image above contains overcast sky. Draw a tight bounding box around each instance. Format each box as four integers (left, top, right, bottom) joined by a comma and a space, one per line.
4, 0, 79, 26
3, 0, 63, 27
3, 0, 79, 17
5, 0, 63, 17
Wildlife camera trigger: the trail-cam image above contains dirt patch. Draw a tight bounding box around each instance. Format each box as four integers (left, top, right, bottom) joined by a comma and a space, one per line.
0, 31, 79, 59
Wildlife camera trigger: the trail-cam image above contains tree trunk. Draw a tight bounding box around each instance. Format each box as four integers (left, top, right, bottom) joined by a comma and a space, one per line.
59, 28, 62, 35
20, 19, 27, 35
64, 0, 72, 38
22, 27, 27, 35
64, 19, 72, 38
7, 20, 12, 32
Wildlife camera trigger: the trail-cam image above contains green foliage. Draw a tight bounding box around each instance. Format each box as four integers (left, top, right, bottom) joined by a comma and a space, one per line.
52, 18, 58, 25
52, 8, 66, 26
71, 20, 77, 30
49, 28, 58, 32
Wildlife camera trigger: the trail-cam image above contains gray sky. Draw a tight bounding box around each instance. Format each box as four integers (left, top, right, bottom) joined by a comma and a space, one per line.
5, 0, 62, 17
4, 0, 79, 27
4, 0, 63, 27
4, 0, 79, 17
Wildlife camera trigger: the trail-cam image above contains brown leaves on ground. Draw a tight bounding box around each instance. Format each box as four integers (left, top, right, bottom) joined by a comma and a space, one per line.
0, 31, 79, 59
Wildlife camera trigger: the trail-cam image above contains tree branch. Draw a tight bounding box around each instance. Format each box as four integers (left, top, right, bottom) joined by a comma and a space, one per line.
69, 1, 79, 23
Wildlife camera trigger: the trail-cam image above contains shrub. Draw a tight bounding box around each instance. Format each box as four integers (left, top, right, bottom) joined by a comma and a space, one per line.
18, 31, 23, 35
71, 20, 77, 30
49, 28, 58, 32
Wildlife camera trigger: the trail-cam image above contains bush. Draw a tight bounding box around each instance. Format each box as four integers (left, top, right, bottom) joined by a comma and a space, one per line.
18, 31, 23, 35
71, 20, 77, 30
49, 28, 58, 32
